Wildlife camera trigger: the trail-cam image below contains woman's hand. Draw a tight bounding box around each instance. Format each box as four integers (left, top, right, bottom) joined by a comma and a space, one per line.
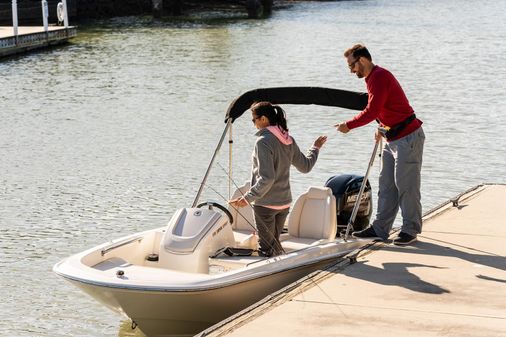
313, 135, 328, 149
228, 197, 248, 208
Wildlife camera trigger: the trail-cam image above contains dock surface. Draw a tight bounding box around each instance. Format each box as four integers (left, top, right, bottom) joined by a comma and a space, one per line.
0, 26, 76, 57
201, 184, 506, 337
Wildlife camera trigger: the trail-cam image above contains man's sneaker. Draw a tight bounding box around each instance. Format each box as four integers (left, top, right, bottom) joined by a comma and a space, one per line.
393, 232, 417, 246
352, 226, 382, 240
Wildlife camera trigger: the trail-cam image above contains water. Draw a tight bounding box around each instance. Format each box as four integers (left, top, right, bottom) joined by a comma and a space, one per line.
1, 0, 505, 335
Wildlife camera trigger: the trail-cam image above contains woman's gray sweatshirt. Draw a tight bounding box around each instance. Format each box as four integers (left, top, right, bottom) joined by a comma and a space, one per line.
244, 128, 319, 207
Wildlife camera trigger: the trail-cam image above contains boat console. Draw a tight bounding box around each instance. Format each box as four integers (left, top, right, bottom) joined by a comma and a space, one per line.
158, 207, 235, 273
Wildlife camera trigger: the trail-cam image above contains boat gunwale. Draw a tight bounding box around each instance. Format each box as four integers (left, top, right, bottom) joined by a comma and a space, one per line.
53, 239, 366, 292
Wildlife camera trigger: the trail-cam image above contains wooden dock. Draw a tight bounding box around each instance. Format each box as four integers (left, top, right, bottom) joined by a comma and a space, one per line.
199, 184, 506, 337
0, 26, 76, 58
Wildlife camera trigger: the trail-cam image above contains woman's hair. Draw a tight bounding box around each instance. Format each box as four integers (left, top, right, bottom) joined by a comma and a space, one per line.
250, 101, 289, 132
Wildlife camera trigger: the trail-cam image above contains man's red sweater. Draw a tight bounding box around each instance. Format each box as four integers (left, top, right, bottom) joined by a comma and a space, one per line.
346, 65, 422, 141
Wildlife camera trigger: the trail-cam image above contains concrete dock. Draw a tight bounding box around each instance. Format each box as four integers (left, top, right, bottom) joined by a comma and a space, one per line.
0, 26, 76, 57
200, 184, 506, 337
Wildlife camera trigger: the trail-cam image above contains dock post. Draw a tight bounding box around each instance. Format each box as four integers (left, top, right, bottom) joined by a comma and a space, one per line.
152, 0, 163, 18
41, 0, 49, 32
12, 0, 18, 39
62, 0, 69, 28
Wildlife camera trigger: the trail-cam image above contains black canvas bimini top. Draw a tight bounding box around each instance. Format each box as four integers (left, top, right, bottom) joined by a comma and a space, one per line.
225, 87, 368, 123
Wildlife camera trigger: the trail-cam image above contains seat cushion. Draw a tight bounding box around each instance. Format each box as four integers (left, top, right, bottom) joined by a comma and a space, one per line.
287, 187, 337, 240
280, 235, 324, 252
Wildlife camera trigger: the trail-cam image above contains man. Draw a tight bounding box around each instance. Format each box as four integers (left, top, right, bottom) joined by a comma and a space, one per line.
335, 44, 425, 246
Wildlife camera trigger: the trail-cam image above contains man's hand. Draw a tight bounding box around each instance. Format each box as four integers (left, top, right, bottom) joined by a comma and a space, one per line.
375, 129, 384, 142
228, 197, 248, 208
334, 122, 350, 134
376, 127, 388, 142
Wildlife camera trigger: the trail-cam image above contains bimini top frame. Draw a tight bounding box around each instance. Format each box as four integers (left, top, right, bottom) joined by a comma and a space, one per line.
225, 87, 368, 123
192, 87, 368, 207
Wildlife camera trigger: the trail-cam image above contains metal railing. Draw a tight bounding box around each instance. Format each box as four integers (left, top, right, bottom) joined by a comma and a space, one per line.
10, 0, 69, 38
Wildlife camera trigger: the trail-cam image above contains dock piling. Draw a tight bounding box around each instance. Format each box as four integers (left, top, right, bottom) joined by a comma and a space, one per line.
12, 0, 18, 38
62, 0, 69, 28
41, 0, 49, 32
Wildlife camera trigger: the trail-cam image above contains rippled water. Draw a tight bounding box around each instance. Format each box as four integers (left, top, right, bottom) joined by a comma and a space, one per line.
1, 0, 505, 335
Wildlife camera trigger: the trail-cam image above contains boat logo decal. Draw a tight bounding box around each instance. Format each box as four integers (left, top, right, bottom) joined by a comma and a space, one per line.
212, 222, 227, 237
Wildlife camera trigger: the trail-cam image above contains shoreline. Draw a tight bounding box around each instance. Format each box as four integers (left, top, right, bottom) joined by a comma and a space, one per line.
0, 0, 300, 26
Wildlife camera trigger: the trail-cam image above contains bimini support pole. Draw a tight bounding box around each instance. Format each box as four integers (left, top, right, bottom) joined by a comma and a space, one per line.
343, 128, 386, 241
228, 123, 233, 200
192, 118, 232, 207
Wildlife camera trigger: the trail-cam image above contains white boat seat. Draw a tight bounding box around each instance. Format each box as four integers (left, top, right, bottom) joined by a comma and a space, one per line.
281, 187, 337, 251
228, 182, 257, 249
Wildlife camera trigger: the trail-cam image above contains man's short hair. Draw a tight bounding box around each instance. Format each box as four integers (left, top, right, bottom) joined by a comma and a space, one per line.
344, 44, 372, 61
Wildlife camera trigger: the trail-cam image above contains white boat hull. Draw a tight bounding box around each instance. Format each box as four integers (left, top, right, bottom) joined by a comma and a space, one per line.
55, 229, 366, 337
66, 256, 340, 337
54, 185, 371, 337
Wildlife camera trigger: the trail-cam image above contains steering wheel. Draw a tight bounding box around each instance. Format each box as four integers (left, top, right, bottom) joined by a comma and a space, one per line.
196, 201, 234, 225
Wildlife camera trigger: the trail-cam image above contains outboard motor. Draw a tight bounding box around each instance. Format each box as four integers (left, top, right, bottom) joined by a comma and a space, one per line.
324, 174, 373, 234
158, 205, 235, 273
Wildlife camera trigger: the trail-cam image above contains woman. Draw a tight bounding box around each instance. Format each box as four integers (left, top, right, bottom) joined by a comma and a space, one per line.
230, 101, 327, 257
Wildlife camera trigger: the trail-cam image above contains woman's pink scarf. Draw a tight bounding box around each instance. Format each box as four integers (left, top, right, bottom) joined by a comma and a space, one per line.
266, 125, 293, 145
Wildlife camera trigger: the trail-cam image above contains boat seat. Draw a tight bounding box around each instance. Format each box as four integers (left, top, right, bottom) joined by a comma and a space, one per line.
281, 187, 337, 251
228, 182, 257, 249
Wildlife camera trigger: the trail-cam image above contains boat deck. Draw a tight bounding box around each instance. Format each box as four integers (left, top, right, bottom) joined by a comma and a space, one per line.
199, 184, 506, 337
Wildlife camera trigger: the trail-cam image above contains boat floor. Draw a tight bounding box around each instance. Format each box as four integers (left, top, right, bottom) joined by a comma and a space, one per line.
92, 254, 270, 280
92, 242, 329, 280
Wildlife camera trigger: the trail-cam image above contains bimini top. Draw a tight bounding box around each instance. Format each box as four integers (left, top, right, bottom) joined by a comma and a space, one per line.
225, 87, 368, 123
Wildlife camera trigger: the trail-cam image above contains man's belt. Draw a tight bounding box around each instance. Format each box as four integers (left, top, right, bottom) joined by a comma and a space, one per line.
382, 114, 416, 140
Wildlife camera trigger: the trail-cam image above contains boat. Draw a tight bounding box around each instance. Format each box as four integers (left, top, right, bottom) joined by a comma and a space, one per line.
53, 87, 373, 337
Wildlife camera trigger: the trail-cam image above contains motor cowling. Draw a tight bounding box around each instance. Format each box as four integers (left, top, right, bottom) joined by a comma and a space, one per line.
324, 174, 373, 234
158, 207, 235, 273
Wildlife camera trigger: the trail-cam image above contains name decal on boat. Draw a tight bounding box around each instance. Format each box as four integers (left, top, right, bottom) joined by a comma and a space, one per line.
212, 222, 228, 237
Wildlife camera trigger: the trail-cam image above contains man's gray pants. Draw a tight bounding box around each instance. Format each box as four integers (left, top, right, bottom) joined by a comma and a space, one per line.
372, 127, 425, 240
